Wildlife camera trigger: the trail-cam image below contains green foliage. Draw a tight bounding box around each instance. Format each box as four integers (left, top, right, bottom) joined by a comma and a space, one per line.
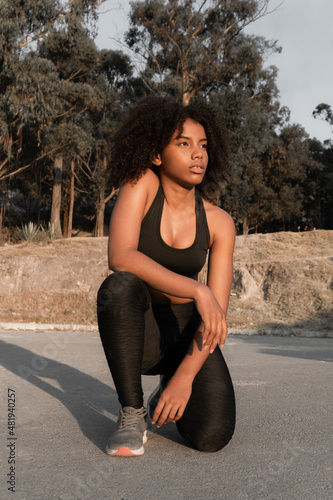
0, 0, 332, 235
47, 222, 59, 240
313, 103, 333, 127
307, 139, 333, 229
0, 0, 108, 182
125, 0, 281, 103
15, 221, 60, 242
125, 0, 311, 234
16, 222, 41, 242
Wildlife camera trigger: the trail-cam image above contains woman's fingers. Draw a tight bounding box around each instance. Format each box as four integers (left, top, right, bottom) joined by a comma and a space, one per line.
201, 313, 228, 352
195, 285, 229, 351
164, 405, 184, 424
152, 402, 183, 427
155, 406, 171, 428
166, 407, 184, 423
219, 319, 228, 348
201, 313, 224, 351
151, 400, 166, 425
151, 379, 190, 427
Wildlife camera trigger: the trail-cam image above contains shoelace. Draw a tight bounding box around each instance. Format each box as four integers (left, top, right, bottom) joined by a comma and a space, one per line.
118, 408, 146, 431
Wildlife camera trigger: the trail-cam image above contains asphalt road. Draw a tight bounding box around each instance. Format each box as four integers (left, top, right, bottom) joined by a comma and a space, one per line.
0, 331, 332, 500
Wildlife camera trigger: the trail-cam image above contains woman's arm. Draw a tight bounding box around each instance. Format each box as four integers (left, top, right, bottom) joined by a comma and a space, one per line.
152, 206, 235, 427
109, 170, 201, 298
108, 170, 227, 342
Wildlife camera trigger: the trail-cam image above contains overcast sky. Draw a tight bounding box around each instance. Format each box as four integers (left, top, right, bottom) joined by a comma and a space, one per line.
96, 0, 333, 142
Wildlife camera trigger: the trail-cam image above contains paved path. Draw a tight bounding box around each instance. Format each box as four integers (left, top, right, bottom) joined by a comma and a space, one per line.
0, 331, 332, 500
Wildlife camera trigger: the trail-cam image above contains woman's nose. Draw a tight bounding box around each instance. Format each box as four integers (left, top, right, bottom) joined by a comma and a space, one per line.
193, 147, 203, 158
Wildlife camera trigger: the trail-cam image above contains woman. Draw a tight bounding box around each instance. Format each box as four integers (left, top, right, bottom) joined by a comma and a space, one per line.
97, 95, 236, 456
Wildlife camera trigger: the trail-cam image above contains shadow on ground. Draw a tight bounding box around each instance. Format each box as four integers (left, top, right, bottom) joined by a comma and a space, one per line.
0, 339, 188, 451
0, 339, 119, 452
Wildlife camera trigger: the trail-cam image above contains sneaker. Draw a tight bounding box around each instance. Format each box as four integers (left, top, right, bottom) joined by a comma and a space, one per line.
105, 406, 148, 456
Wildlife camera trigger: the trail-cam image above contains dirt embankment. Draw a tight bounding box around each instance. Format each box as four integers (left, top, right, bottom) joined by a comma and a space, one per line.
0, 230, 332, 333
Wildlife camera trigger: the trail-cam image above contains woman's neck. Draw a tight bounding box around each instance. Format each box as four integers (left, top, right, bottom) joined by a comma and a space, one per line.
160, 178, 196, 211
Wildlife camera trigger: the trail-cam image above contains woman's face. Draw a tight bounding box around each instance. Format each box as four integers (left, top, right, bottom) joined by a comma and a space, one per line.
153, 118, 208, 188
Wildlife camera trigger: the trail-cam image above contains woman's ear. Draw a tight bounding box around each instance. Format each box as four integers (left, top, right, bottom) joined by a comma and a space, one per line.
152, 154, 162, 166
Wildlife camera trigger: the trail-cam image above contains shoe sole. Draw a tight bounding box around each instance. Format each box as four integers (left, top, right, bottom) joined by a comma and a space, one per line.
106, 431, 147, 457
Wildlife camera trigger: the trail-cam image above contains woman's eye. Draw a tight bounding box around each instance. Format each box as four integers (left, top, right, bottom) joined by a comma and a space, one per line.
201, 143, 208, 149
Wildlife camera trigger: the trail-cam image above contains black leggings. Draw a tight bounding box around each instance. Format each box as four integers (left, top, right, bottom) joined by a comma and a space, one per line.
97, 271, 236, 452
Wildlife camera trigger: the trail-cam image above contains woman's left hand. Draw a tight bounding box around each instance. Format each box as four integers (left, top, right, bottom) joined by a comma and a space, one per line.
151, 375, 192, 428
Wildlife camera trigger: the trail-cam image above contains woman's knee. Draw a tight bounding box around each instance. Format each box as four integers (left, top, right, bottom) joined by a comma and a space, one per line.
177, 409, 236, 453
193, 416, 235, 452
176, 351, 236, 452
97, 271, 149, 313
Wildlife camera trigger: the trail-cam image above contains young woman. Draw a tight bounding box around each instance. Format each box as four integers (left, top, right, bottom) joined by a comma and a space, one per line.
97, 95, 236, 456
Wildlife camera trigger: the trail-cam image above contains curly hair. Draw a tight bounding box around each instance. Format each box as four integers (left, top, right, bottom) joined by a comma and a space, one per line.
109, 95, 230, 203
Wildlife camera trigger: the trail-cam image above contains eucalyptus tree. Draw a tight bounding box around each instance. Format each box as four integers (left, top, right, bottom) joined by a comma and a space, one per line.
307, 138, 333, 229
0, 0, 107, 183
313, 103, 333, 129
259, 125, 310, 231
125, 0, 289, 233
75, 49, 136, 237
210, 63, 282, 233
37, 18, 104, 236
125, 0, 281, 104
0, 0, 107, 232
1, 2, 56, 184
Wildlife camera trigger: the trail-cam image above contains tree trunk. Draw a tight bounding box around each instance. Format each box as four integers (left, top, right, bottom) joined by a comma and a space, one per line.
242, 216, 249, 235
94, 196, 105, 237
37, 168, 42, 226
183, 92, 190, 106
63, 186, 69, 238
50, 154, 63, 237
67, 156, 75, 239
0, 181, 7, 230
94, 155, 107, 237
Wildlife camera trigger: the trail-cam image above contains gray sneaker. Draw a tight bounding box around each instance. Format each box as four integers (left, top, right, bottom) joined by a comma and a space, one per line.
105, 406, 148, 456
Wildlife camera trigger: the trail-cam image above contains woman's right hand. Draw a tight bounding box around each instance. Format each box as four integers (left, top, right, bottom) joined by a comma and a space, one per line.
194, 284, 227, 352
151, 375, 193, 427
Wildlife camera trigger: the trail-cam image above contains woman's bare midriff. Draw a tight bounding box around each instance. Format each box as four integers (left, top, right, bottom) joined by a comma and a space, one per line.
147, 286, 194, 305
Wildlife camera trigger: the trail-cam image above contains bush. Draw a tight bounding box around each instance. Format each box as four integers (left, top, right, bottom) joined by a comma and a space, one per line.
15, 221, 60, 243
16, 222, 42, 242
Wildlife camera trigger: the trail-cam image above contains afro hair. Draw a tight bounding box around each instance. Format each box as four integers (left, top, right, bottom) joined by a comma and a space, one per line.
108, 95, 231, 203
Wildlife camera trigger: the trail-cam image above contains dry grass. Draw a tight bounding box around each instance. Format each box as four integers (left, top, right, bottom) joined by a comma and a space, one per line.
0, 230, 332, 330
0, 290, 97, 325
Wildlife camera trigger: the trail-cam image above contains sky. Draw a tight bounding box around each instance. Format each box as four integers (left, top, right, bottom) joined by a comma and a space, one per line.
95, 0, 333, 142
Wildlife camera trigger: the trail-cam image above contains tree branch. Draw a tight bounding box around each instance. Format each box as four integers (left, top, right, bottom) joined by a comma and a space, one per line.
0, 145, 66, 182
19, 0, 108, 49
104, 187, 118, 204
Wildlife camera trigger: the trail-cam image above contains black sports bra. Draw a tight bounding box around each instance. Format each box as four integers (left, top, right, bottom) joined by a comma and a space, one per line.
138, 184, 210, 280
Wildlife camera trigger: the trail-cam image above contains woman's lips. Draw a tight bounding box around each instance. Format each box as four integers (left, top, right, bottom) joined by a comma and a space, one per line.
189, 164, 205, 174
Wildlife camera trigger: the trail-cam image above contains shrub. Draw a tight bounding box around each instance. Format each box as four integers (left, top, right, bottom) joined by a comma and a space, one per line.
16, 222, 42, 242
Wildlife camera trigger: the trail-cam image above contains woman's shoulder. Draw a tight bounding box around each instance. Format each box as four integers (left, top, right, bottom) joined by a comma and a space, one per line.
120, 168, 160, 197
121, 168, 159, 195
203, 199, 234, 226
118, 169, 160, 218
137, 168, 160, 187
202, 199, 235, 245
